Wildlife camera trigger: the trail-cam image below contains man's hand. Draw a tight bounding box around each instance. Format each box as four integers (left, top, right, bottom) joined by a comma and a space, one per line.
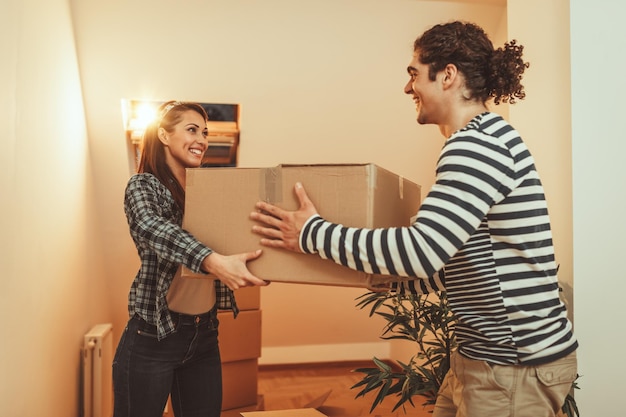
250, 182, 318, 253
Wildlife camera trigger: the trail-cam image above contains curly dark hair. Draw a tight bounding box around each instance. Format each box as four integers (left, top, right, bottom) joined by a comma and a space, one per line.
138, 100, 208, 211
414, 21, 529, 105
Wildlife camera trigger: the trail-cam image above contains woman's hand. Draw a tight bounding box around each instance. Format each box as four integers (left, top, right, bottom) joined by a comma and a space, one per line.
250, 182, 318, 253
201, 250, 269, 291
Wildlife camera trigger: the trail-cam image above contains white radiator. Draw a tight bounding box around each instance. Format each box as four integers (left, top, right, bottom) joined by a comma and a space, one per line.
83, 323, 113, 417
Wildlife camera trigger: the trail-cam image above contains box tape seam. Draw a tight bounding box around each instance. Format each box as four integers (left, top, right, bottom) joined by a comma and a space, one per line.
260, 166, 283, 204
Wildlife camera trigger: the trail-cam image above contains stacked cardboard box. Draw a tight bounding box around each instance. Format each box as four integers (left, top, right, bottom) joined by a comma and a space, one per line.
219, 286, 262, 411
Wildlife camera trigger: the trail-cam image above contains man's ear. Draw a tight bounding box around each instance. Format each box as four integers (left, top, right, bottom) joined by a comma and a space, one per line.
158, 127, 168, 145
442, 63, 458, 88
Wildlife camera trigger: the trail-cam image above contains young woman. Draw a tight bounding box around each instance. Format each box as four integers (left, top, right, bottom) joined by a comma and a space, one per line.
113, 101, 267, 417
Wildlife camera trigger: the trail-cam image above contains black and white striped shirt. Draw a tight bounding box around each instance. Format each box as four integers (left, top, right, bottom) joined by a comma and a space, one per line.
300, 112, 577, 365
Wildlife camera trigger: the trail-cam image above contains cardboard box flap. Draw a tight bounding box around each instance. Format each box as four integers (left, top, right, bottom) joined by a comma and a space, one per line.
240, 408, 328, 417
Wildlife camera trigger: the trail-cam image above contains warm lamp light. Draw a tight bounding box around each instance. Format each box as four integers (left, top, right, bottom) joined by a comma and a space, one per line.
122, 99, 162, 143
131, 102, 158, 130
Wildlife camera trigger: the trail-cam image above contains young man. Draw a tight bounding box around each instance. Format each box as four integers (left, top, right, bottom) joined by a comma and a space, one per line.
250, 21, 578, 417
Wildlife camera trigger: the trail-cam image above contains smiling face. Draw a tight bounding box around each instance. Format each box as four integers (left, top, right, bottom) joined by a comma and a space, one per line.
159, 109, 208, 174
403, 51, 446, 126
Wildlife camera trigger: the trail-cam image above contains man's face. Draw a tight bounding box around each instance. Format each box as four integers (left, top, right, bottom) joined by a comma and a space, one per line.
404, 51, 443, 125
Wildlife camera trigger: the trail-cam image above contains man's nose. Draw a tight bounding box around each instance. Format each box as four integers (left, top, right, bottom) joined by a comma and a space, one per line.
403, 80, 413, 95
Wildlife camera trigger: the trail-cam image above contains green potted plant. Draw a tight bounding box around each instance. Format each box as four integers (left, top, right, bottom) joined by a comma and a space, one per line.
351, 290, 580, 416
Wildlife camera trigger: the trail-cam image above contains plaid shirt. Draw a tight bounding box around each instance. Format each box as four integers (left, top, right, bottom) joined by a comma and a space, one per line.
124, 173, 238, 340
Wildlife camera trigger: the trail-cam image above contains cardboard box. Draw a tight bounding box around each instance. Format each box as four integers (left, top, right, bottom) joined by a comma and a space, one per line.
220, 396, 264, 417
240, 409, 327, 417
183, 164, 421, 288
222, 359, 258, 410
234, 286, 261, 311
218, 309, 262, 363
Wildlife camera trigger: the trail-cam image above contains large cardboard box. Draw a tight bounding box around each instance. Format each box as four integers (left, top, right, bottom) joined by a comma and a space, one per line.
183, 164, 421, 288
222, 359, 259, 410
233, 286, 261, 311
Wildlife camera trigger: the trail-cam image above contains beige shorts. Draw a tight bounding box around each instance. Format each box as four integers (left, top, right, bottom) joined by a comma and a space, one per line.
433, 350, 577, 417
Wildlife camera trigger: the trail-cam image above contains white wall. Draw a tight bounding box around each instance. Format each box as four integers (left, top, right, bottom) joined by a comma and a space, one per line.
507, 0, 574, 308
0, 0, 111, 415
571, 1, 626, 415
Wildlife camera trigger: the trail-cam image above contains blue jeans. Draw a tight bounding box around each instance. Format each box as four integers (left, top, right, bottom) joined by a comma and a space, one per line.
113, 310, 222, 417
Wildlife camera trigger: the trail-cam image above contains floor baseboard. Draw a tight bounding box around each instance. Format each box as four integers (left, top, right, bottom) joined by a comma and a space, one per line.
259, 342, 390, 365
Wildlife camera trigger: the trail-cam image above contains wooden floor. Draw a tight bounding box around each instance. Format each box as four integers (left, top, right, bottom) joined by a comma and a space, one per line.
252, 361, 433, 417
